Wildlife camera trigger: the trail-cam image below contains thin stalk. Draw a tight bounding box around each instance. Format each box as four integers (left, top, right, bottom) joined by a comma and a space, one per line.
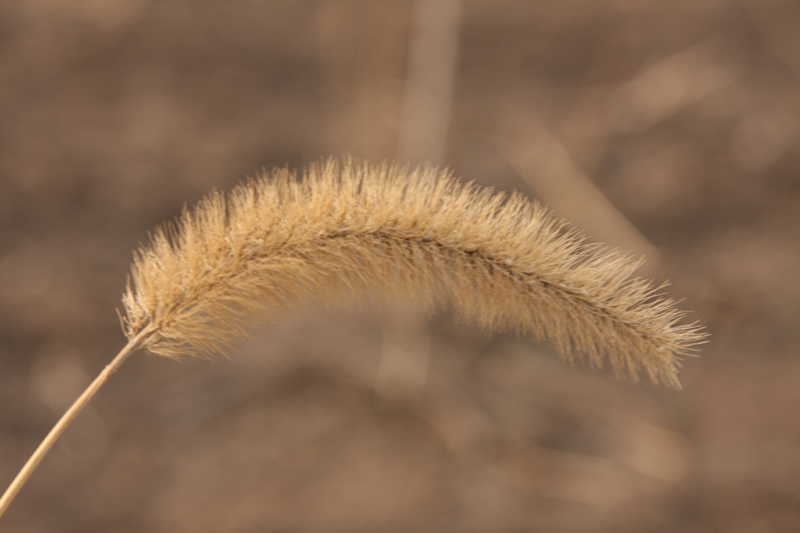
0, 325, 153, 519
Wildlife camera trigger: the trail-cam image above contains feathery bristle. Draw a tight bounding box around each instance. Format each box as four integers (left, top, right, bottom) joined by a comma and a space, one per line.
121, 158, 705, 387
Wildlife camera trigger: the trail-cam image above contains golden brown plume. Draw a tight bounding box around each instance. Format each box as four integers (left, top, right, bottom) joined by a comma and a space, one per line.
0, 157, 705, 520
122, 158, 703, 387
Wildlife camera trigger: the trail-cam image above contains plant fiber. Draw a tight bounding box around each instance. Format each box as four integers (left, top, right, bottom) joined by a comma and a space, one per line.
122, 158, 704, 387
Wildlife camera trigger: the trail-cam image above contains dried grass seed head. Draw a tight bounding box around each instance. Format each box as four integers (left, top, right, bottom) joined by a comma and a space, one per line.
122, 158, 705, 388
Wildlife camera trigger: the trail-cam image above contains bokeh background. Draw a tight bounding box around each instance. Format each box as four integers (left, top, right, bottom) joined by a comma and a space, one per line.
1, 1, 799, 531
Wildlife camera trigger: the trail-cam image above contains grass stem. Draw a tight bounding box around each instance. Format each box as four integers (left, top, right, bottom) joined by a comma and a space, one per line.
0, 325, 153, 519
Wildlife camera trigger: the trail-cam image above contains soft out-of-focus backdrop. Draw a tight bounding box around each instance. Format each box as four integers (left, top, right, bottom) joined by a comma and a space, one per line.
1, 1, 799, 531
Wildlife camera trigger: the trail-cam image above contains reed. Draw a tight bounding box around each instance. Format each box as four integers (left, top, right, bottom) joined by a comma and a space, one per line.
0, 158, 704, 520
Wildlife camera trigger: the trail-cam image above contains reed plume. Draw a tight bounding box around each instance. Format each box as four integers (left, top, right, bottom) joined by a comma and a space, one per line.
0, 157, 704, 519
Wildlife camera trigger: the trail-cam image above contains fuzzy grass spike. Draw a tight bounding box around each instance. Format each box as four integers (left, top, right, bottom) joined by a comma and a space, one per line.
0, 158, 705, 520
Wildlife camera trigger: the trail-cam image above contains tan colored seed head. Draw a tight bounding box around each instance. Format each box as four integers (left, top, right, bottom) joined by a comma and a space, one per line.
122, 158, 705, 388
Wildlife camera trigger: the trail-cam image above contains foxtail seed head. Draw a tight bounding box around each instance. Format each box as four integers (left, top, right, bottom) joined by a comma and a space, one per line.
122, 158, 705, 387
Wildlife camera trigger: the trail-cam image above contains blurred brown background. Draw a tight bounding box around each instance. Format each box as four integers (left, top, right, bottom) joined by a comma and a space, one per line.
1, 1, 799, 531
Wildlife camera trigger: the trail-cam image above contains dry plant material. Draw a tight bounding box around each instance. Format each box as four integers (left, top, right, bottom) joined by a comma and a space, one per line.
123, 158, 702, 383
0, 158, 704, 520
